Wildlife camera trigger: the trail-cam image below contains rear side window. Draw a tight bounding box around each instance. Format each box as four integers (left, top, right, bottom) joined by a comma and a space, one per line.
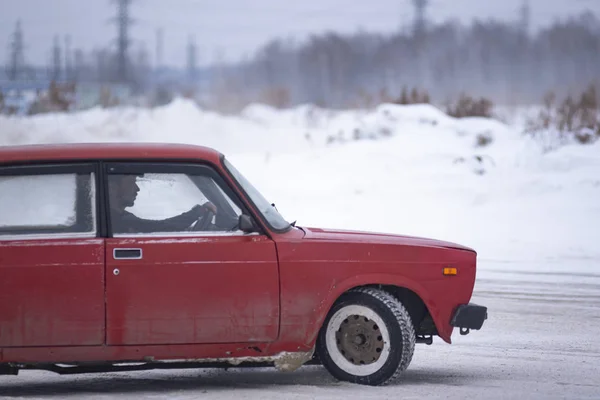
0, 172, 96, 238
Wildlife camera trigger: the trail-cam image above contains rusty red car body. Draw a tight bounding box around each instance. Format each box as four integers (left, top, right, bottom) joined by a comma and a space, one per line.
0, 143, 487, 385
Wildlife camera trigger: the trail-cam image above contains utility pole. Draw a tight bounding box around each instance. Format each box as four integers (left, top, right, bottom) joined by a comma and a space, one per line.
51, 35, 62, 81
64, 34, 72, 81
519, 0, 531, 37
411, 0, 429, 88
6, 20, 26, 81
412, 0, 429, 38
73, 48, 84, 82
187, 35, 197, 81
111, 0, 133, 84
156, 27, 163, 71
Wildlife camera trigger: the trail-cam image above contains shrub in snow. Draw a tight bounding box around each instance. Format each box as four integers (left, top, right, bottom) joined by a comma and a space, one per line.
379, 127, 393, 137
475, 131, 494, 148
26, 82, 76, 115
446, 94, 494, 119
525, 84, 600, 151
453, 155, 496, 175
574, 128, 597, 144
392, 87, 431, 105
259, 86, 291, 109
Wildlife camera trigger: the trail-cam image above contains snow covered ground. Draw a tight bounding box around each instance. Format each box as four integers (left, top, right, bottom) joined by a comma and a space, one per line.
0, 99, 599, 398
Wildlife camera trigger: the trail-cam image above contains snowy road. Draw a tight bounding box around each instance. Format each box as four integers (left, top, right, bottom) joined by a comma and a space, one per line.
1, 260, 599, 400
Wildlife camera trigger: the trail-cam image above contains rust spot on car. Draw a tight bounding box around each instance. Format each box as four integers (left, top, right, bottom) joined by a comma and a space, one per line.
273, 349, 314, 372
247, 346, 262, 353
151, 349, 314, 372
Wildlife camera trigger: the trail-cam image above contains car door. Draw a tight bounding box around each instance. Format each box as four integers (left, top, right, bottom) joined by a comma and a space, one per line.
103, 162, 280, 346
0, 164, 104, 347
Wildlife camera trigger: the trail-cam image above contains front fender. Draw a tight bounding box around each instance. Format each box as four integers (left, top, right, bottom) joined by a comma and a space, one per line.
309, 273, 452, 344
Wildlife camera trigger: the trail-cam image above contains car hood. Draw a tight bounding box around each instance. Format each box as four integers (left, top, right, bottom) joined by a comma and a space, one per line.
301, 227, 476, 253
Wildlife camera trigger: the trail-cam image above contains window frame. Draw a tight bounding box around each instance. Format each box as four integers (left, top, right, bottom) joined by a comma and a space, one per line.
103, 161, 261, 238
0, 163, 100, 241
220, 155, 292, 234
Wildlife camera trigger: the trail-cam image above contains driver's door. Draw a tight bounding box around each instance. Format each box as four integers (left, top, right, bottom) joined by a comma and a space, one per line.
104, 162, 280, 345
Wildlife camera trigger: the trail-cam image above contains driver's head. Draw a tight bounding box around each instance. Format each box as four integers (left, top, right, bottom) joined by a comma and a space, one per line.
108, 174, 141, 210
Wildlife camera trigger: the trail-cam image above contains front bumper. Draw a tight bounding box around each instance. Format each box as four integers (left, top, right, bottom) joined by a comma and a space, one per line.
450, 303, 488, 335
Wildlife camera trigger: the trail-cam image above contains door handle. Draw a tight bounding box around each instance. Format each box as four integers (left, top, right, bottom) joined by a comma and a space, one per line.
113, 248, 142, 260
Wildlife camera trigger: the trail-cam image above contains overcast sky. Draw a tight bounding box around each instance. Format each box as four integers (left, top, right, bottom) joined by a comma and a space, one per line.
1, 0, 598, 68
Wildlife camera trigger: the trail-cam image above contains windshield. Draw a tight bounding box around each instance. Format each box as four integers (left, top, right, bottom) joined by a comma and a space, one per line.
223, 158, 291, 231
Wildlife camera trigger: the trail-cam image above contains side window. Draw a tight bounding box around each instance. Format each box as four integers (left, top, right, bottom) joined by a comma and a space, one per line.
0, 172, 96, 238
107, 169, 244, 236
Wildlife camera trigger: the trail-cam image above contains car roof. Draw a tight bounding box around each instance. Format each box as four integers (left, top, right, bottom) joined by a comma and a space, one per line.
0, 142, 223, 165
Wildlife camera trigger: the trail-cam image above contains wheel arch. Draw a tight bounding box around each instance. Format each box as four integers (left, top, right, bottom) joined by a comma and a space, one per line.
311, 274, 448, 345
378, 285, 430, 334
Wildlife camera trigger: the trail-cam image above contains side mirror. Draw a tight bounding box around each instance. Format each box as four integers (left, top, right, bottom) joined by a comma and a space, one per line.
239, 214, 256, 233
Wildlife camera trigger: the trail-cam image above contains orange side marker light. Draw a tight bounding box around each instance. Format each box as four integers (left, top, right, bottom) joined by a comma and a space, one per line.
443, 267, 458, 276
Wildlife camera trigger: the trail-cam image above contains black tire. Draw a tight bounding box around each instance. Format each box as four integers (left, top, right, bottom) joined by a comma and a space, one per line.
316, 287, 416, 386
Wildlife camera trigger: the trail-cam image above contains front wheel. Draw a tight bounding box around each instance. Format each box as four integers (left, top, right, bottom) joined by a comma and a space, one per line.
316, 287, 416, 386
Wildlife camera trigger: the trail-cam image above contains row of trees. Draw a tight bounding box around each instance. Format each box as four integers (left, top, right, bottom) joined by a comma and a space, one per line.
208, 11, 600, 111
4, 10, 599, 115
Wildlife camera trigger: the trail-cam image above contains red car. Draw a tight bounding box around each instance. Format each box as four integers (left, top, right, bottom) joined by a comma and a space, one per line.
0, 142, 487, 386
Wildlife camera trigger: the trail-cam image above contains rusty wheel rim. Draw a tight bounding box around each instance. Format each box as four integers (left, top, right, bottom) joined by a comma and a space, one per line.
335, 314, 385, 366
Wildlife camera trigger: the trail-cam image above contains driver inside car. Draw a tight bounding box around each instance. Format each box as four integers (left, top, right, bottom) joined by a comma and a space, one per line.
108, 174, 217, 234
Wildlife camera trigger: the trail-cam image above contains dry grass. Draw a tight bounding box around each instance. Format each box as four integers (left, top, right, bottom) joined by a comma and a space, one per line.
393, 87, 431, 105
27, 81, 76, 114
260, 86, 291, 109
525, 84, 599, 148
446, 93, 494, 119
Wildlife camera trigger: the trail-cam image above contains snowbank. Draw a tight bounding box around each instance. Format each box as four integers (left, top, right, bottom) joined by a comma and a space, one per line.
1, 99, 598, 277
0, 99, 514, 155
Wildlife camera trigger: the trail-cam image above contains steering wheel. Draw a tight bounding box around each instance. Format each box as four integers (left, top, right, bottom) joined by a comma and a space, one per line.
191, 208, 215, 231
